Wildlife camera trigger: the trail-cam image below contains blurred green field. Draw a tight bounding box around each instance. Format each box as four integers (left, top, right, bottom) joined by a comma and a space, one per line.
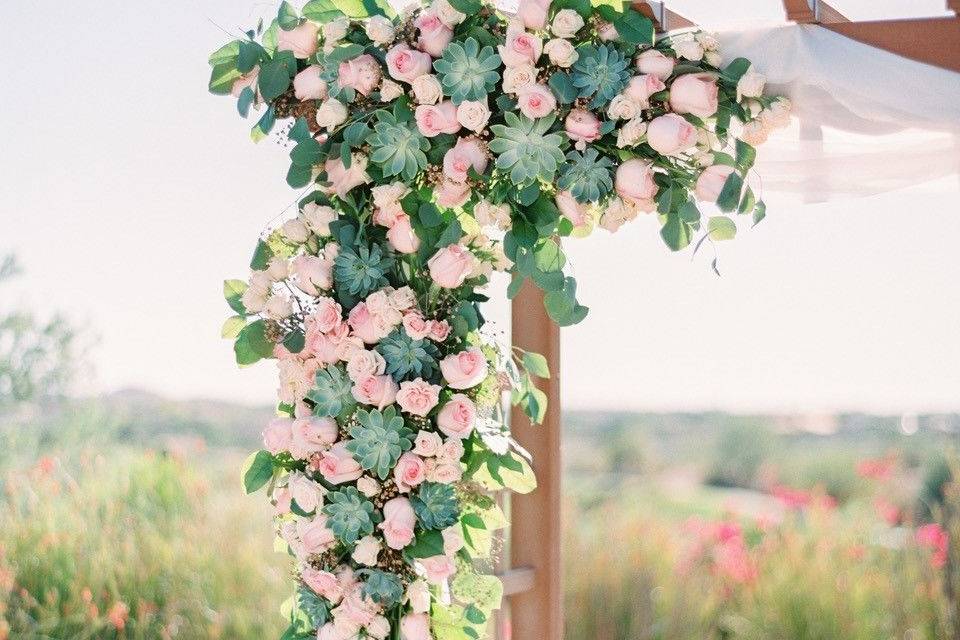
2, 398, 960, 639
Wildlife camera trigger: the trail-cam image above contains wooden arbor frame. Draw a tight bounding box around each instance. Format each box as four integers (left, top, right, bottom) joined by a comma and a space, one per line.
501, 3, 960, 639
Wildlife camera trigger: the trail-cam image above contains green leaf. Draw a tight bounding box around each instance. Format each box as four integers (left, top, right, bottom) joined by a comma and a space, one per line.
221, 315, 246, 339
209, 61, 241, 95
290, 137, 324, 166
242, 450, 275, 494
223, 279, 248, 314
522, 352, 550, 378
556, 0, 592, 18
251, 106, 276, 142
283, 329, 306, 353
325, 43, 366, 64
679, 200, 701, 224
406, 529, 446, 558
735, 139, 757, 172
287, 163, 314, 189
722, 57, 752, 83
716, 172, 744, 213
236, 86, 255, 117
660, 211, 691, 251
707, 216, 737, 241
738, 186, 756, 214
613, 9, 654, 45
288, 117, 312, 143
258, 59, 292, 102
307, 365, 357, 418
302, 0, 345, 22
752, 200, 767, 226
447, 0, 481, 12
277, 1, 302, 30
250, 239, 274, 270
238, 40, 265, 73
235, 319, 275, 366
548, 72, 577, 105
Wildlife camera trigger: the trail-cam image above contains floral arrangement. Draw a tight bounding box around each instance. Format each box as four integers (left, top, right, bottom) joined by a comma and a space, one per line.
208, 0, 788, 637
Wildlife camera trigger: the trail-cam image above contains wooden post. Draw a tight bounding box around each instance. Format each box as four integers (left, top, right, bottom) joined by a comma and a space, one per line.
508, 279, 563, 640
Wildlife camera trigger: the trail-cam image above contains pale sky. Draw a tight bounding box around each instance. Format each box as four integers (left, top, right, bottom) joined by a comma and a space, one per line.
2, 0, 957, 414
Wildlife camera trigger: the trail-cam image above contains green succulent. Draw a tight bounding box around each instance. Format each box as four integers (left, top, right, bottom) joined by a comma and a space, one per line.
307, 364, 356, 418
411, 481, 460, 530
368, 111, 430, 181
375, 328, 441, 381
296, 586, 330, 627
322, 487, 378, 545
333, 242, 394, 298
360, 569, 405, 607
571, 44, 630, 109
345, 406, 414, 479
433, 37, 502, 104
557, 148, 614, 204
489, 112, 567, 184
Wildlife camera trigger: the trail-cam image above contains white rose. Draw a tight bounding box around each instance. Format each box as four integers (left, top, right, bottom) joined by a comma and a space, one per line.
379, 79, 404, 102
367, 617, 390, 640
673, 39, 704, 61
550, 9, 584, 38
301, 202, 337, 236
434, 0, 466, 26
405, 579, 431, 614
616, 117, 647, 148
322, 17, 350, 43
599, 197, 640, 232
740, 119, 769, 146
473, 199, 511, 229
704, 51, 722, 67
264, 295, 294, 320
607, 94, 638, 120
412, 74, 443, 105
441, 526, 465, 555
456, 99, 491, 133
365, 15, 395, 45
737, 69, 766, 100
266, 256, 289, 281
695, 32, 720, 51
502, 64, 537, 93
281, 218, 310, 243
352, 535, 381, 566
544, 38, 578, 68
250, 270, 273, 290
347, 349, 387, 381
315, 99, 348, 131
372, 182, 410, 209
242, 283, 270, 313
389, 285, 416, 310
357, 475, 380, 497
760, 98, 792, 129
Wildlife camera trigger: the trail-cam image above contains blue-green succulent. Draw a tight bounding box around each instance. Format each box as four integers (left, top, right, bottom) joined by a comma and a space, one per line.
571, 44, 631, 109
434, 37, 502, 104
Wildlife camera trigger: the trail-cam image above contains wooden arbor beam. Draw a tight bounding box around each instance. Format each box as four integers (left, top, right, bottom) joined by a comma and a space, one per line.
508, 281, 563, 640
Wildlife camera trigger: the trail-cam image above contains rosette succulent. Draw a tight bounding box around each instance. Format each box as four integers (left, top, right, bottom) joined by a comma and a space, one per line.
369, 111, 430, 181
411, 481, 460, 530
333, 243, 394, 297
346, 406, 414, 479
571, 44, 631, 109
557, 148, 614, 203
323, 487, 378, 545
433, 37, 502, 104
360, 569, 405, 607
376, 329, 440, 380
489, 113, 567, 184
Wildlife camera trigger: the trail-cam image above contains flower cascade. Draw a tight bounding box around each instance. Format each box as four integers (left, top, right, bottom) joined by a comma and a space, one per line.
209, 0, 787, 638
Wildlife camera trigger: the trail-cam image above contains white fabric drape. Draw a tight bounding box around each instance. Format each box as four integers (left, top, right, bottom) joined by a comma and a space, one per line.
715, 24, 960, 202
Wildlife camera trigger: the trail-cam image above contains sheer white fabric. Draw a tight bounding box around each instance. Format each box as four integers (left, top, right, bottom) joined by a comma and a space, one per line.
715, 24, 960, 202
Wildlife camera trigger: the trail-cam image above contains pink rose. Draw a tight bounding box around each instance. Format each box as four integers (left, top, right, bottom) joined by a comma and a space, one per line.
400, 613, 432, 640
624, 74, 665, 108
555, 190, 590, 226
297, 515, 336, 554
415, 101, 460, 137
324, 156, 370, 199
442, 138, 488, 182
293, 65, 327, 100
415, 10, 455, 58
435, 180, 471, 209
338, 54, 382, 96
288, 473, 323, 513
385, 44, 433, 83
311, 297, 343, 334
387, 213, 421, 254
394, 452, 427, 491
420, 555, 457, 584
273, 486, 292, 515
351, 374, 399, 409
564, 108, 601, 145
379, 497, 417, 549
438, 438, 464, 464
428, 245, 475, 289
302, 569, 344, 604
440, 347, 488, 389
615, 159, 658, 206
499, 29, 543, 67
516, 84, 557, 119
669, 72, 719, 118
636, 49, 675, 80
305, 321, 349, 364
646, 113, 697, 155
413, 430, 443, 457
231, 67, 260, 100
263, 417, 293, 454
695, 164, 735, 203
432, 462, 463, 484
277, 21, 319, 59
436, 393, 476, 439
316, 442, 364, 484
402, 312, 433, 340
348, 302, 391, 344
517, 0, 551, 29
290, 416, 339, 459
429, 320, 451, 342
396, 378, 441, 416
374, 202, 403, 227
292, 254, 333, 296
